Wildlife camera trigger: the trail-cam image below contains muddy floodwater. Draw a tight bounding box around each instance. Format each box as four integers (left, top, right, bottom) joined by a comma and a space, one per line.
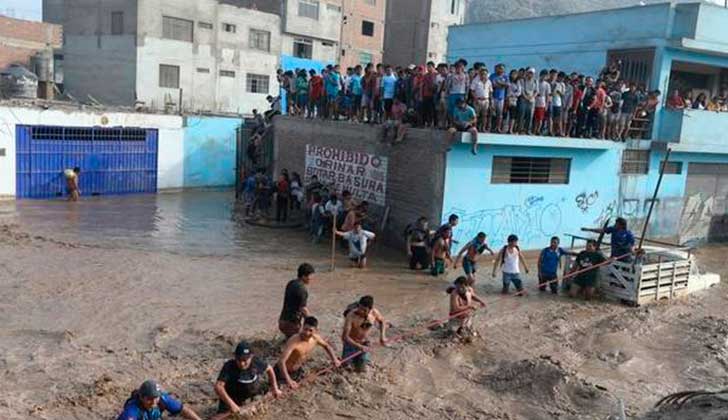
1, 191, 727, 420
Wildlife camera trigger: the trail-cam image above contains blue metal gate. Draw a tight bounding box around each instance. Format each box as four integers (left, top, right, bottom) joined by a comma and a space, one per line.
16, 125, 158, 199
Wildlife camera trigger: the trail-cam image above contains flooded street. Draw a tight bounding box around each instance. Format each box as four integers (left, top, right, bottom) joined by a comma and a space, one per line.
1, 191, 727, 419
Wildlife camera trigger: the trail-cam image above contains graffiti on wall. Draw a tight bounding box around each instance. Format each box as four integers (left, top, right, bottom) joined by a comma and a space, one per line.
593, 200, 618, 226
575, 191, 599, 213
679, 193, 715, 245
445, 196, 563, 248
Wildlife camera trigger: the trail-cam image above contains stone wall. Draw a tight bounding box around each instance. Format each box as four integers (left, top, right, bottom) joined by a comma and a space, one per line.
272, 116, 449, 246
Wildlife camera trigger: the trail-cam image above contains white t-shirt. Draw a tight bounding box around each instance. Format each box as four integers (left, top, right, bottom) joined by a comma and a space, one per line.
536, 80, 551, 108
470, 77, 492, 100
503, 247, 520, 274
448, 73, 469, 95
343, 230, 375, 257
552, 81, 565, 108
325, 200, 343, 215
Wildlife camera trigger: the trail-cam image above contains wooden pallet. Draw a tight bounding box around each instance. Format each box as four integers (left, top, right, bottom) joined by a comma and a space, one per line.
599, 258, 692, 306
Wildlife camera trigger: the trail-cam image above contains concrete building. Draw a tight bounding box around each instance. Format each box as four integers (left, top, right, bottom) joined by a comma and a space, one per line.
0, 15, 62, 71
269, 2, 728, 250
274, 0, 343, 71
43, 0, 282, 114
339, 0, 386, 69
383, 0, 465, 67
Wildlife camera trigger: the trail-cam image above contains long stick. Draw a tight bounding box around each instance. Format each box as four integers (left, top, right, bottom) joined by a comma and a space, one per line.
330, 212, 337, 273
638, 148, 671, 251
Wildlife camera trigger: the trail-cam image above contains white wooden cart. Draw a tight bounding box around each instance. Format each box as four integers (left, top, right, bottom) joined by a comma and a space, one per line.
565, 236, 720, 306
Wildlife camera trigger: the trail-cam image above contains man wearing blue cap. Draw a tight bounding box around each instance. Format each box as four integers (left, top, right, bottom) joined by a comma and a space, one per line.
214, 341, 282, 416
116, 379, 202, 420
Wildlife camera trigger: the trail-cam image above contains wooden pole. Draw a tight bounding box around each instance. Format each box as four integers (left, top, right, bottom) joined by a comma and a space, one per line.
330, 212, 337, 273
638, 148, 672, 252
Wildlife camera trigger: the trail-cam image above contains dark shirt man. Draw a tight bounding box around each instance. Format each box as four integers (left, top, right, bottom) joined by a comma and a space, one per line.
215, 341, 281, 415
570, 240, 607, 300
279, 263, 315, 338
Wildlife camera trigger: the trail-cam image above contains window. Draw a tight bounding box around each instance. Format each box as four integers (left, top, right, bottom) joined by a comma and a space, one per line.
222, 23, 236, 33
451, 0, 458, 14
162, 16, 193, 42
196, 67, 210, 73
621, 150, 650, 174
326, 4, 341, 12
359, 52, 373, 65
364, 0, 376, 5
663, 161, 683, 175
246, 74, 270, 93
321, 41, 334, 47
220, 70, 236, 78
159, 64, 180, 88
361, 20, 374, 37
111, 11, 124, 35
249, 29, 271, 52
198, 22, 213, 29
298, 0, 319, 19
491, 157, 571, 184
293, 38, 313, 59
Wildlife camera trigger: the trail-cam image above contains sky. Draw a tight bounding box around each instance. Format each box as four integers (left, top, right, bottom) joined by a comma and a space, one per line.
0, 0, 42, 21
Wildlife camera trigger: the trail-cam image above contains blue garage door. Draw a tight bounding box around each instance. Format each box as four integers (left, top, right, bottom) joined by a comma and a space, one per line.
16, 125, 158, 199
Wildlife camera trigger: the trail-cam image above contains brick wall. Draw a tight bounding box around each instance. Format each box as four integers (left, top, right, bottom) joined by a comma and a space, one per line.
272, 116, 449, 247
0, 15, 63, 69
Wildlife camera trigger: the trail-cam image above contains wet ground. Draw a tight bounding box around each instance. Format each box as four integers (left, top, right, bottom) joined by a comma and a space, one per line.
0, 191, 727, 419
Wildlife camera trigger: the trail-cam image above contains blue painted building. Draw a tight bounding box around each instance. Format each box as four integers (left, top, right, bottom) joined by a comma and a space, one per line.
444, 2, 728, 250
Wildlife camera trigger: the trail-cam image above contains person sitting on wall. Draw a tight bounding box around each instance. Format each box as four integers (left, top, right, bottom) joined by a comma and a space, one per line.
265, 95, 282, 122
447, 98, 480, 155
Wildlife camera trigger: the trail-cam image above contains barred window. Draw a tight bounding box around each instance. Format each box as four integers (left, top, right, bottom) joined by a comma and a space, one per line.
246, 74, 270, 93
220, 70, 236, 78
111, 11, 124, 35
198, 22, 213, 29
222, 23, 236, 33
162, 16, 193, 42
159, 64, 180, 88
249, 29, 271, 52
298, 0, 319, 19
293, 38, 313, 59
663, 161, 682, 175
491, 157, 571, 184
361, 20, 374, 36
622, 150, 650, 174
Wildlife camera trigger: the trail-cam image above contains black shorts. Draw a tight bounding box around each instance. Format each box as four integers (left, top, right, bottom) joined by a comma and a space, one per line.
384, 99, 394, 113
454, 123, 474, 132
350, 255, 365, 263
551, 106, 562, 118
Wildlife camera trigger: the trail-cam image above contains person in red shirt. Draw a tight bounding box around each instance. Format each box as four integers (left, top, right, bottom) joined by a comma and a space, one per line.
308, 70, 324, 119
275, 174, 290, 222
667, 89, 686, 110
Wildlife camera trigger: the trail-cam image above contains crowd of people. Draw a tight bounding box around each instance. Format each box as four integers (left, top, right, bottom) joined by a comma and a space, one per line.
666, 87, 728, 112
274, 60, 663, 154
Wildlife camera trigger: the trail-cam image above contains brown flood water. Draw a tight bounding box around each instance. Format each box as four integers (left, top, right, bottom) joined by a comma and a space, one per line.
0, 191, 727, 420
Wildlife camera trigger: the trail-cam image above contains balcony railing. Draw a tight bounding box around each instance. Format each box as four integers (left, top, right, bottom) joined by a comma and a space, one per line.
658, 108, 728, 146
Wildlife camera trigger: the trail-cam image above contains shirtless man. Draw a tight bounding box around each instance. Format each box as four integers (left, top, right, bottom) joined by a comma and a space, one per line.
64, 167, 81, 201
276, 316, 340, 390
430, 227, 453, 277
453, 232, 495, 284
341, 296, 387, 372
446, 276, 486, 338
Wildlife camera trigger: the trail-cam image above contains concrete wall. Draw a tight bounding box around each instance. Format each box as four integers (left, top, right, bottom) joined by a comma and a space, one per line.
447, 3, 674, 76
0, 15, 63, 70
280, 34, 339, 64
272, 116, 448, 246
0, 105, 185, 197
383, 0, 431, 66
340, 0, 386, 69
442, 140, 622, 251
183, 116, 240, 187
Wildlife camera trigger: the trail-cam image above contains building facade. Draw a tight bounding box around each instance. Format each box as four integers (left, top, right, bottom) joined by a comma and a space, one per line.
383, 0, 464, 67
0, 15, 62, 71
43, 0, 282, 114
274, 0, 342, 71
339, 0, 386, 69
